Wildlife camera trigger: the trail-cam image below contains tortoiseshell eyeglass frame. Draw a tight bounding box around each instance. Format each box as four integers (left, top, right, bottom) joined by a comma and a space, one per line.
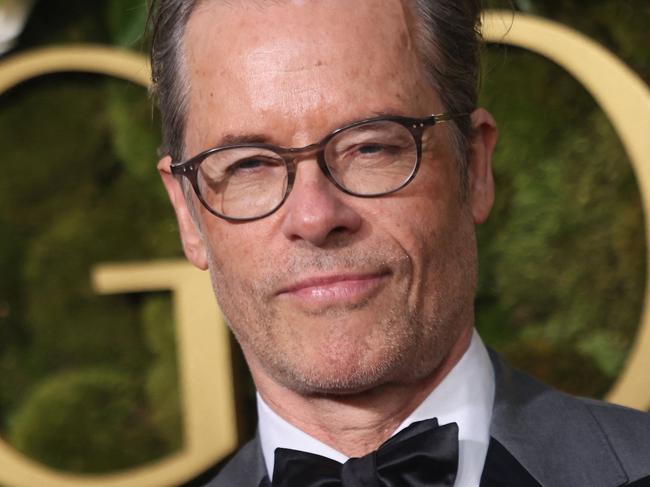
170, 112, 465, 222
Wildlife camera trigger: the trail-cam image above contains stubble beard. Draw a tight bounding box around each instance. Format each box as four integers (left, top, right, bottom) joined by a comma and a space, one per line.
204, 236, 476, 397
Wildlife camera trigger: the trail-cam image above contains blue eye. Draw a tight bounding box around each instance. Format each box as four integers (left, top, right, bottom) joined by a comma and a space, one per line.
358, 144, 385, 155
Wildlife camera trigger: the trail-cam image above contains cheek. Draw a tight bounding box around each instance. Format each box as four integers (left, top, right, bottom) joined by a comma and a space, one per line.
369, 176, 470, 289
374, 175, 458, 252
201, 219, 261, 283
201, 213, 288, 307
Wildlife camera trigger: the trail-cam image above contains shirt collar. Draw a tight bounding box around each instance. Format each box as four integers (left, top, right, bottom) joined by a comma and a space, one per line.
257, 329, 495, 486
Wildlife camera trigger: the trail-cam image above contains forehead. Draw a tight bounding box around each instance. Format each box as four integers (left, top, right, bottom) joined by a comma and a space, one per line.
182, 0, 437, 149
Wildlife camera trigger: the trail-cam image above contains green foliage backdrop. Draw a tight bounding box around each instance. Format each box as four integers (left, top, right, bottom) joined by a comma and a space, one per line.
0, 0, 647, 476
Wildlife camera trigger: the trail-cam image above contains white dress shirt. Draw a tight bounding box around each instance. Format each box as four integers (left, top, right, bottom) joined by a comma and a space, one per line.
257, 329, 495, 486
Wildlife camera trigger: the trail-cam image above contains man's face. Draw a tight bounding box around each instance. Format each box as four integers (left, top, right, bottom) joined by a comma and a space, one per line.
169, 0, 495, 395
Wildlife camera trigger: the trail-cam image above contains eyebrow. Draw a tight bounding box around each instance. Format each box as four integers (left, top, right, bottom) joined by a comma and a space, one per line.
370, 109, 406, 118
217, 133, 274, 146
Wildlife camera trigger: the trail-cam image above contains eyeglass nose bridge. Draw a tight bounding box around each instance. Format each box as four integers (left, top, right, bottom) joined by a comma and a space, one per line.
276, 138, 342, 198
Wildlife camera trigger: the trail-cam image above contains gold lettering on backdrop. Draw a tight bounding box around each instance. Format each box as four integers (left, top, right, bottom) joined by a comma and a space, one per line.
0, 45, 149, 93
0, 10, 648, 486
0, 48, 237, 487
482, 11, 650, 410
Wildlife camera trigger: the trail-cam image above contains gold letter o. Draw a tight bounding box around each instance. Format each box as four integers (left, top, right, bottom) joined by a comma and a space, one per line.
482, 11, 650, 411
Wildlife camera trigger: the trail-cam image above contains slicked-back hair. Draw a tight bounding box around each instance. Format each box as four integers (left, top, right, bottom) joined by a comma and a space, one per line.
149, 0, 483, 195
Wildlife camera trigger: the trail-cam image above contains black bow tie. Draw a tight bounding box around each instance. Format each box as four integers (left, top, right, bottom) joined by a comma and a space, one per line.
266, 418, 458, 487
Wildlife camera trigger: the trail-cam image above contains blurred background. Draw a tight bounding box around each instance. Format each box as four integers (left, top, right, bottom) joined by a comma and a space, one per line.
0, 0, 648, 478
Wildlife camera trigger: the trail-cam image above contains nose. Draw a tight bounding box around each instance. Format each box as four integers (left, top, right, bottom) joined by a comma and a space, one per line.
280, 161, 362, 247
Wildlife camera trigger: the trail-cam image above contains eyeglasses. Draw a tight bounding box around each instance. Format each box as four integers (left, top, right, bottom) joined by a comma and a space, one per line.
171, 113, 463, 221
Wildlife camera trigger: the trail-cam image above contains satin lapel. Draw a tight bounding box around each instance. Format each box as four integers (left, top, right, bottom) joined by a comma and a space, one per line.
480, 437, 541, 487
488, 350, 628, 487
626, 476, 650, 486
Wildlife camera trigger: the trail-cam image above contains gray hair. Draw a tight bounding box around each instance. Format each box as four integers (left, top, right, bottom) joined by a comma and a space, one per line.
149, 0, 483, 195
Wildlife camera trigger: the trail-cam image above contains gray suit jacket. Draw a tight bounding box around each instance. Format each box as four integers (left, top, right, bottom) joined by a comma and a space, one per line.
205, 351, 650, 486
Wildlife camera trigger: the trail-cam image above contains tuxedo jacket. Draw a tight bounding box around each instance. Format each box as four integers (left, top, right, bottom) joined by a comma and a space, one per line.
203, 351, 650, 486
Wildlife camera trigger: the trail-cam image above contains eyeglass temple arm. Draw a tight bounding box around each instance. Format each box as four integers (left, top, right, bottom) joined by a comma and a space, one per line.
430, 112, 470, 123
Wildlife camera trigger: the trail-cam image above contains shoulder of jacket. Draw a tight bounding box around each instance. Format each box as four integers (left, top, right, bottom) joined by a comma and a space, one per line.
202, 438, 267, 487
578, 396, 650, 480
489, 348, 650, 483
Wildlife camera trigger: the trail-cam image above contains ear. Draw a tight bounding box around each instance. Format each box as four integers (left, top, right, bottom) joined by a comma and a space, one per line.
467, 108, 497, 224
158, 156, 209, 270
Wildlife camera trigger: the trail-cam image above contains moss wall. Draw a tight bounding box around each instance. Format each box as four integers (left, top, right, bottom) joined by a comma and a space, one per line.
0, 0, 647, 474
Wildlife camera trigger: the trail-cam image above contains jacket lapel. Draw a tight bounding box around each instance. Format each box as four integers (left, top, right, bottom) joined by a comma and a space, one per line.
488, 350, 628, 487
210, 350, 634, 487
480, 436, 541, 486
204, 432, 268, 487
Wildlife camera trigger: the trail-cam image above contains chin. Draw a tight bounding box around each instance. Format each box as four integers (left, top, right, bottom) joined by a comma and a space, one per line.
262, 340, 437, 396
238, 288, 473, 396
274, 368, 393, 397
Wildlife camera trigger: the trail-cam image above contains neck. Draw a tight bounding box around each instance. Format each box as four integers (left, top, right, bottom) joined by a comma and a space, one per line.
252, 327, 473, 457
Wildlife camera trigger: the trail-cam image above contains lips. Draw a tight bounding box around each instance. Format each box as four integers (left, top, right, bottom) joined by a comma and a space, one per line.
276, 271, 390, 308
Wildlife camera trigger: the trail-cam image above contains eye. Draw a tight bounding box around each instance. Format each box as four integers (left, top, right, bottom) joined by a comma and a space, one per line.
357, 144, 387, 155
227, 156, 282, 175
351, 142, 403, 158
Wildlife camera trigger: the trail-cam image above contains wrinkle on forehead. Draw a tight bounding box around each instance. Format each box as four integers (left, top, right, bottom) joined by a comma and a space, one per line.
186, 0, 421, 88
190, 0, 416, 54
183, 0, 432, 151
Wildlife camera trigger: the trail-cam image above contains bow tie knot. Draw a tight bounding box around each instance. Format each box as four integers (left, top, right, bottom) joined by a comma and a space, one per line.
341, 453, 378, 486
269, 418, 459, 487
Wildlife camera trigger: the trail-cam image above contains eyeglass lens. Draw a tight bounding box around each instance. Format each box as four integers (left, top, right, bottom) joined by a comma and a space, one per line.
196, 120, 418, 220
